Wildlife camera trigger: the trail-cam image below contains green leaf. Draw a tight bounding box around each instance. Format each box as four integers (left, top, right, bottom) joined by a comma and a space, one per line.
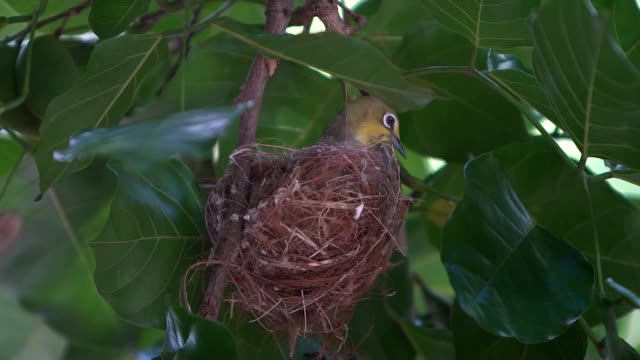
34, 34, 168, 191
161, 307, 236, 360
612, 0, 640, 69
424, 0, 537, 48
0, 136, 22, 176
442, 153, 594, 342
354, 0, 433, 55
398, 321, 455, 360
156, 34, 342, 171
349, 253, 415, 360
0, 157, 138, 347
210, 17, 432, 112
17, 35, 80, 119
451, 303, 587, 360
607, 336, 640, 360
92, 160, 204, 327
531, 0, 640, 170
53, 106, 244, 164
0, 45, 40, 136
493, 140, 640, 323
395, 22, 529, 161
89, 0, 151, 39
0, 288, 67, 360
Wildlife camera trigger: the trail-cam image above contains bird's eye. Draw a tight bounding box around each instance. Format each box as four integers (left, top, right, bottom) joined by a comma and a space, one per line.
382, 112, 397, 130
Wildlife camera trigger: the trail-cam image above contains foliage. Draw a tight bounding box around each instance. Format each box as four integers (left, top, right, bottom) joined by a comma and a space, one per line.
1, 0, 640, 359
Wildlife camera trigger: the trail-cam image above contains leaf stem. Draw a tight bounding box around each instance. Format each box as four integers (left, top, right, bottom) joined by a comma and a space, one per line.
606, 278, 640, 309
184, 0, 237, 34
400, 165, 459, 204
577, 317, 602, 350
2, 0, 88, 44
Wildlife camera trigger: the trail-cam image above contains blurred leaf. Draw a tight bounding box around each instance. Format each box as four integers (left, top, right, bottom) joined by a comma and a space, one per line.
531, 0, 640, 170
63, 345, 136, 360
53, 106, 245, 165
0, 45, 40, 136
17, 35, 80, 119
606, 336, 640, 359
210, 17, 432, 112
34, 34, 168, 191
349, 253, 415, 360
158, 307, 236, 360
398, 320, 455, 360
89, 0, 151, 39
0, 0, 90, 38
442, 153, 594, 342
495, 140, 640, 323
395, 22, 528, 161
354, 0, 433, 55
424, 0, 537, 48
0, 136, 22, 176
612, 0, 640, 69
451, 304, 587, 360
92, 160, 204, 327
0, 287, 67, 360
221, 313, 285, 360
0, 157, 139, 347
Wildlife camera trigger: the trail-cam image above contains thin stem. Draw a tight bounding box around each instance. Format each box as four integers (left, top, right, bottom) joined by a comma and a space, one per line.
187, 0, 237, 33
2, 0, 87, 44
582, 174, 605, 297
577, 154, 588, 174
400, 165, 459, 204
0, 8, 39, 115
403, 65, 470, 77
606, 278, 640, 309
7, 14, 34, 24
577, 317, 602, 350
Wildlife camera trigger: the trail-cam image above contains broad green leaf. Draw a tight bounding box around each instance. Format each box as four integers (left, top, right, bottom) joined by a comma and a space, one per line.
34, 34, 168, 191
442, 153, 594, 342
354, 0, 433, 55
494, 140, 640, 323
0, 157, 139, 347
451, 304, 587, 360
92, 160, 204, 327
484, 49, 556, 120
210, 17, 432, 112
424, 0, 537, 48
0, 288, 67, 360
398, 321, 455, 360
17, 35, 80, 119
531, 0, 640, 170
0, 45, 40, 136
159, 307, 236, 360
395, 22, 528, 161
89, 0, 151, 39
613, 0, 640, 69
53, 106, 244, 164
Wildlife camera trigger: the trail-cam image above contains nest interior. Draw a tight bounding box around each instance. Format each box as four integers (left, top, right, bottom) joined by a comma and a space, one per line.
205, 142, 406, 336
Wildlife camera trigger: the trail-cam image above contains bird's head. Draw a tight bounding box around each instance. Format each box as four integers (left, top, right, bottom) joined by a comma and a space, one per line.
345, 96, 406, 158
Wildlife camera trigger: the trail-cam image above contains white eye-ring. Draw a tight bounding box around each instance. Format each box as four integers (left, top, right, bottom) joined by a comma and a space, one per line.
382, 112, 397, 130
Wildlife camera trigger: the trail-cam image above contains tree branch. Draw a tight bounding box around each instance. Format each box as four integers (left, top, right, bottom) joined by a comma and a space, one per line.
199, 0, 294, 320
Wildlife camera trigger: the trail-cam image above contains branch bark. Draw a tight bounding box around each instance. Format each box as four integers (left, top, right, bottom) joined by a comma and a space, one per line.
199, 0, 294, 320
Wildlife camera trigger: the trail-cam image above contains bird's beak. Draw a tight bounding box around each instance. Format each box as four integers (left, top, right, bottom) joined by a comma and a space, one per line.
390, 133, 406, 158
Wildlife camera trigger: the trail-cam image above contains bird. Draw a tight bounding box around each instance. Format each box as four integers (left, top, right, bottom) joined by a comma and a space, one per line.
323, 95, 406, 158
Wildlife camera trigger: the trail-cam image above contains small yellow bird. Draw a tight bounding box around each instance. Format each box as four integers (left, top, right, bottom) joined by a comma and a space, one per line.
323, 96, 406, 158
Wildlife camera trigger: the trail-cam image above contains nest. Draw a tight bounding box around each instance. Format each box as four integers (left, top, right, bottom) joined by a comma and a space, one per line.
205, 142, 406, 337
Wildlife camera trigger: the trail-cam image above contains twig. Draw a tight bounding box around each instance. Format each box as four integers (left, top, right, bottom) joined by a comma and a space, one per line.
199, 0, 294, 320
1, 0, 88, 44
577, 317, 603, 353
606, 278, 640, 309
289, 0, 366, 35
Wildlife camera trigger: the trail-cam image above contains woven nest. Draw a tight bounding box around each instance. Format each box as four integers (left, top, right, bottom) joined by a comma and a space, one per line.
205, 142, 407, 337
